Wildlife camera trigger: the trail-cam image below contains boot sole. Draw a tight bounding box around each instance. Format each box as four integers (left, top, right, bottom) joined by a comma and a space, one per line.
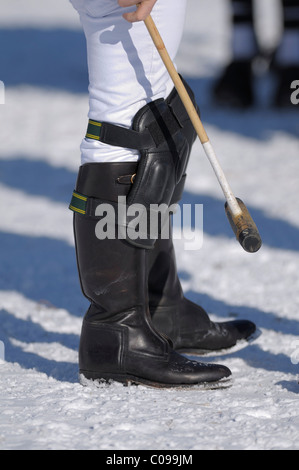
79, 371, 232, 390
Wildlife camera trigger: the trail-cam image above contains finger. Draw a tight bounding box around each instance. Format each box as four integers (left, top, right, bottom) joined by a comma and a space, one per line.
120, 1, 156, 23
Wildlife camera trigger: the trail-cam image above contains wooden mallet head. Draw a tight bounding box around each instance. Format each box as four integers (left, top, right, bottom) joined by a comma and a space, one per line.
225, 198, 262, 253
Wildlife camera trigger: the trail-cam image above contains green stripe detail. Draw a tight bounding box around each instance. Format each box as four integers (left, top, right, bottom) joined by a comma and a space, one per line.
69, 191, 88, 215
86, 120, 102, 141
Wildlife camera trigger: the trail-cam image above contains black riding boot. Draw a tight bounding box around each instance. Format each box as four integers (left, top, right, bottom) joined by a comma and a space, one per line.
71, 162, 231, 387
143, 78, 256, 353
149, 221, 256, 352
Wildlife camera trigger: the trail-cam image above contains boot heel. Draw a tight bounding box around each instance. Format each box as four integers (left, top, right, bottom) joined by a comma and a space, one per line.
79, 320, 125, 377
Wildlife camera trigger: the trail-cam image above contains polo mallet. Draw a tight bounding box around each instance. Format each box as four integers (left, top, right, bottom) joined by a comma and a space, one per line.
143, 14, 262, 253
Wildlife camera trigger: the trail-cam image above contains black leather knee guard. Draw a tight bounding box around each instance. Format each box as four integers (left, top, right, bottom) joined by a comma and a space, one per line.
128, 78, 197, 208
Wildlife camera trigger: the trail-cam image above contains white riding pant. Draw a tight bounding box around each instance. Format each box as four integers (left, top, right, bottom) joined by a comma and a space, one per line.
70, 0, 187, 163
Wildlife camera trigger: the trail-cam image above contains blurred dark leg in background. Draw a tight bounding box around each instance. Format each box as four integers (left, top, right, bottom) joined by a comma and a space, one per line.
213, 0, 299, 108
213, 0, 258, 108
274, 0, 299, 106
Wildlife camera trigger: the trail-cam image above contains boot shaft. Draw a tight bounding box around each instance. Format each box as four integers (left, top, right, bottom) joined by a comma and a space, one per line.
74, 162, 152, 315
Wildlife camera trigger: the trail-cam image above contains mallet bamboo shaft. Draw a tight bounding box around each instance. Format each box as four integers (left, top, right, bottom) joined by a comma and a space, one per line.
143, 14, 242, 217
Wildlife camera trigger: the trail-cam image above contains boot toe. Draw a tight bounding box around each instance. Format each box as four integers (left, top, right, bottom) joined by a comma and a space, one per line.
199, 319, 257, 351
175, 318, 257, 353
147, 352, 232, 387
200, 363, 232, 384
221, 319, 256, 342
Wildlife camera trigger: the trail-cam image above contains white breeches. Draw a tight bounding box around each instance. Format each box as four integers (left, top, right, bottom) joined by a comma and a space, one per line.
70, 0, 187, 163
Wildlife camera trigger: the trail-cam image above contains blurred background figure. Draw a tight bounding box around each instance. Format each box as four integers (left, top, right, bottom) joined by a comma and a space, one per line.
213, 0, 299, 107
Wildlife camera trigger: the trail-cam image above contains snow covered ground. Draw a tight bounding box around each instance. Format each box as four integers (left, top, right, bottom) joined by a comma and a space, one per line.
0, 0, 298, 450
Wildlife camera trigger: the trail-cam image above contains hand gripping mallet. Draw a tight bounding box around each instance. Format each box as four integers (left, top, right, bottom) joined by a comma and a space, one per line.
143, 14, 262, 253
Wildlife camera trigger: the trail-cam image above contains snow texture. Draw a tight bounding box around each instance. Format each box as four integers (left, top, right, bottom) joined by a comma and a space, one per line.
0, 0, 298, 451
